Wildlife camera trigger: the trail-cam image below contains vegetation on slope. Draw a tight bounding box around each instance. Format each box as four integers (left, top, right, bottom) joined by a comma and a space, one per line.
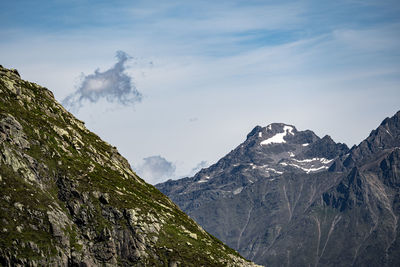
0, 65, 258, 266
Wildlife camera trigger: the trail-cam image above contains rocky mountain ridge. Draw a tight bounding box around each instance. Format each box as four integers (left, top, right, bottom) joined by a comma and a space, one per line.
157, 111, 400, 266
158, 123, 348, 211
0, 65, 260, 266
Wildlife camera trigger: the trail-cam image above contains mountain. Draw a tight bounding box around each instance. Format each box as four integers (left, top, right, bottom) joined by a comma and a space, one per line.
157, 111, 400, 266
0, 65, 260, 266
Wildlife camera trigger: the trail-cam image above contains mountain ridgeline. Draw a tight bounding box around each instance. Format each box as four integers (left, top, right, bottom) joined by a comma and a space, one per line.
0, 65, 261, 266
157, 111, 400, 266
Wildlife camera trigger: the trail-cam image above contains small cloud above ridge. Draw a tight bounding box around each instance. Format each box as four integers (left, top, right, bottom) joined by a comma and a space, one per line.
62, 50, 142, 112
189, 160, 208, 176
135, 155, 176, 185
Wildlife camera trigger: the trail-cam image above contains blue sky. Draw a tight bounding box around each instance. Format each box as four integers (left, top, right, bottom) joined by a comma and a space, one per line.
1, 0, 400, 183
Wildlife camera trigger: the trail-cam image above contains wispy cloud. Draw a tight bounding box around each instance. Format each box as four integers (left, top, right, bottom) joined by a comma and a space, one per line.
135, 155, 176, 184
62, 50, 142, 112
189, 161, 208, 177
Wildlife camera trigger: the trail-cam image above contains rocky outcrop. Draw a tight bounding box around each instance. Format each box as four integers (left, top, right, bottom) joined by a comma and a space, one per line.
0, 65, 260, 266
157, 112, 400, 266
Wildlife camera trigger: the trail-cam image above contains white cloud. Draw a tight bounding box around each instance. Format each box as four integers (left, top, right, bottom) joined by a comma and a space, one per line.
188, 161, 209, 177
62, 51, 142, 112
135, 155, 176, 184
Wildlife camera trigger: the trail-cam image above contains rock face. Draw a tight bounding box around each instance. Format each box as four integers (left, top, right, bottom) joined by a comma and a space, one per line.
0, 65, 260, 267
157, 112, 400, 266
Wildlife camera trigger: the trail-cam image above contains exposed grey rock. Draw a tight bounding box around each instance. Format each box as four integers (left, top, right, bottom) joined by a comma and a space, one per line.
158, 112, 400, 266
0, 114, 30, 150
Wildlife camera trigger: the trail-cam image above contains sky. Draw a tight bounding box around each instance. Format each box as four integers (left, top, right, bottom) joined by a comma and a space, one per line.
1, 0, 400, 184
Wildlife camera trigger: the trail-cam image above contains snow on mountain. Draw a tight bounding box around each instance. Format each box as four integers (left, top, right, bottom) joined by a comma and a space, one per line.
260, 125, 294, 145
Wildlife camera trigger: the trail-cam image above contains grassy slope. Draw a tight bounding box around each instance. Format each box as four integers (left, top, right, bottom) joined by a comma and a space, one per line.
0, 66, 253, 266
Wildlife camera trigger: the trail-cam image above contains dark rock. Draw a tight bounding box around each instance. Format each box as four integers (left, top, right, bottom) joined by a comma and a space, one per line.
10, 69, 20, 77
0, 114, 30, 150
99, 193, 110, 204
157, 111, 400, 266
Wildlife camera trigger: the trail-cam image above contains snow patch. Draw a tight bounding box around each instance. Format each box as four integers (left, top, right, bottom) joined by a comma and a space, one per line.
233, 187, 243, 195
265, 167, 283, 175
303, 166, 329, 173
258, 132, 262, 138
384, 128, 393, 137
197, 176, 210, 183
248, 164, 284, 175
292, 158, 333, 164
320, 158, 334, 164
280, 162, 329, 173
302, 143, 309, 146
249, 163, 257, 169
288, 152, 295, 157
260, 126, 294, 145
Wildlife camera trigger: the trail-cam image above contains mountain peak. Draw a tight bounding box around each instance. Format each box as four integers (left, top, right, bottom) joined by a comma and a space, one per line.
345, 110, 400, 167
259, 124, 296, 145
239, 122, 345, 167
246, 123, 320, 149
247, 123, 296, 138
380, 110, 400, 127
159, 121, 347, 193
264, 123, 297, 133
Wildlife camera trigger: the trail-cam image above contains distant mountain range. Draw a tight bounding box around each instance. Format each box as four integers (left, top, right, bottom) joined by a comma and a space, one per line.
157, 110, 400, 266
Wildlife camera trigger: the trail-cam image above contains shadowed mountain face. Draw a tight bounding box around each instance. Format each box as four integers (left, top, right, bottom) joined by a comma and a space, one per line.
0, 66, 260, 267
157, 111, 400, 266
